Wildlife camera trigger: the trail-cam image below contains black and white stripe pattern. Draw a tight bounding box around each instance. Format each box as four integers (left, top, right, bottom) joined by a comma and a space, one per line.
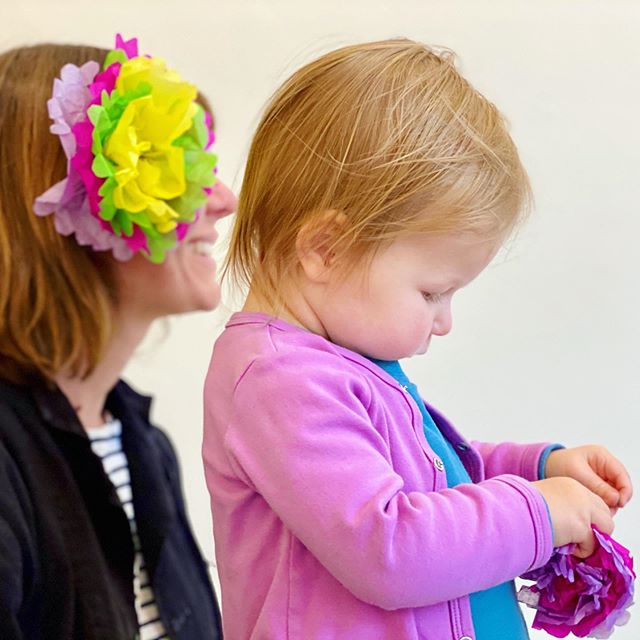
88, 419, 170, 640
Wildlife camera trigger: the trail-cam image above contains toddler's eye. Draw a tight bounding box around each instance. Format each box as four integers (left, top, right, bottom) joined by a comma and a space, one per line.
421, 292, 442, 304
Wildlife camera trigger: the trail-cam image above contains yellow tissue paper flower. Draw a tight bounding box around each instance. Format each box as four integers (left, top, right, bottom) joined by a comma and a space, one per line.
104, 56, 198, 231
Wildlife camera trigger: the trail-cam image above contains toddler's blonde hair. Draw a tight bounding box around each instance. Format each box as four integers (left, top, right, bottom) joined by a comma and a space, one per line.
225, 38, 531, 300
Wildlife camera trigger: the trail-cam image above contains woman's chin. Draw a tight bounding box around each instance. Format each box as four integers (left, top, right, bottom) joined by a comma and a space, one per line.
194, 283, 222, 313
176, 252, 222, 312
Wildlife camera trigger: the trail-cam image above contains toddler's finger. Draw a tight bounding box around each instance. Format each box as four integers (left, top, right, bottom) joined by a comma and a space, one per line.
599, 484, 620, 508
591, 504, 615, 536
615, 473, 633, 506
573, 532, 596, 559
581, 470, 620, 507
619, 484, 633, 507
599, 456, 632, 505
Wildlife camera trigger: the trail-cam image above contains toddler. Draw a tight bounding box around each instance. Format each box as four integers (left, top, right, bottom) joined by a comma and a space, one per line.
203, 39, 631, 639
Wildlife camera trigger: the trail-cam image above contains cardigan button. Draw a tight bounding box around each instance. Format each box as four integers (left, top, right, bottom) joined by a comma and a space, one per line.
433, 457, 445, 472
459, 636, 473, 640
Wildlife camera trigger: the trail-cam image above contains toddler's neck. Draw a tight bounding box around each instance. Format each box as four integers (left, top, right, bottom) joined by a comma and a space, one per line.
243, 285, 328, 340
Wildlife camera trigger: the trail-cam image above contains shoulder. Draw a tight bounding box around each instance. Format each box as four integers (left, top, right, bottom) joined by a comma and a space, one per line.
0, 437, 26, 487
0, 381, 42, 454
233, 327, 375, 409
0, 437, 36, 540
205, 315, 388, 444
0, 379, 35, 423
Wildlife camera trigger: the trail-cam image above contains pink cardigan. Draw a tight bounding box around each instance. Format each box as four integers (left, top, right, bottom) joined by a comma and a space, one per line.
203, 313, 553, 639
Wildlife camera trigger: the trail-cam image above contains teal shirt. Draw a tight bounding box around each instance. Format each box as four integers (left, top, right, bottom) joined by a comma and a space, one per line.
370, 359, 530, 640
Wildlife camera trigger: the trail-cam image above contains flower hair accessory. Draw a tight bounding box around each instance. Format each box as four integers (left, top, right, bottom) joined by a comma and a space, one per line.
34, 34, 218, 263
518, 528, 635, 638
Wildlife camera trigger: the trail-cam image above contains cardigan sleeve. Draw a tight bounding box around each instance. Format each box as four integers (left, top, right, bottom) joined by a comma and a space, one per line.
223, 350, 554, 610
471, 440, 563, 481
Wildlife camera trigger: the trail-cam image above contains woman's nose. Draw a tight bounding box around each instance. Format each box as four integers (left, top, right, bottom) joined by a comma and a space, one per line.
205, 179, 238, 219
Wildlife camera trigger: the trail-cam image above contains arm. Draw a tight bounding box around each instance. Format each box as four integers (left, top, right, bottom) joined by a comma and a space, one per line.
471, 440, 563, 481
224, 352, 553, 610
0, 443, 34, 639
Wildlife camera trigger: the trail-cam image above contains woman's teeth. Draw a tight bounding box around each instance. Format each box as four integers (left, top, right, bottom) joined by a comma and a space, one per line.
191, 241, 216, 257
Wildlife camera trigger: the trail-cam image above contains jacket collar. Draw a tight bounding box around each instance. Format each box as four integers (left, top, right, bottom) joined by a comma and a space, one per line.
106, 380, 153, 426
29, 378, 153, 438
31, 379, 86, 437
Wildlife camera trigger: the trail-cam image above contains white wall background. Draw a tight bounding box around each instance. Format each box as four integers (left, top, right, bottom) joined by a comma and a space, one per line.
3, 1, 639, 637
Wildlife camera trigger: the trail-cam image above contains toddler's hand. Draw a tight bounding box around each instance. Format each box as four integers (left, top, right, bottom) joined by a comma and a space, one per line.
544, 445, 633, 513
532, 477, 614, 558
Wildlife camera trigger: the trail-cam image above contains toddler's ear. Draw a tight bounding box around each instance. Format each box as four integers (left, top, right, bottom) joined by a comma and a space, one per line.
295, 210, 346, 283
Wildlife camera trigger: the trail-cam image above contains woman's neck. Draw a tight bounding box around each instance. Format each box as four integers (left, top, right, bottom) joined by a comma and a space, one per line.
54, 311, 152, 430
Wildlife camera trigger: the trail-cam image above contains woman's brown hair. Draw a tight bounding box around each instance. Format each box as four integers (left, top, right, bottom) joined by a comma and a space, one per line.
0, 44, 116, 384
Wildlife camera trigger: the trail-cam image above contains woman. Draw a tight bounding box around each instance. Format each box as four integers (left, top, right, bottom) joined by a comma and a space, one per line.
0, 36, 236, 639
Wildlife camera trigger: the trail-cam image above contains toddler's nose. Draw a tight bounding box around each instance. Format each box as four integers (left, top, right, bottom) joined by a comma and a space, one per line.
206, 180, 238, 220
432, 301, 453, 337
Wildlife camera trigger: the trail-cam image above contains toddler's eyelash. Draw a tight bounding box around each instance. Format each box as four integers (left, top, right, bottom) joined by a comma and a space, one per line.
421, 292, 442, 303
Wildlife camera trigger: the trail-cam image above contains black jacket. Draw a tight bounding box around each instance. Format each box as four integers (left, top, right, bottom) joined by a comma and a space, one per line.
0, 377, 222, 639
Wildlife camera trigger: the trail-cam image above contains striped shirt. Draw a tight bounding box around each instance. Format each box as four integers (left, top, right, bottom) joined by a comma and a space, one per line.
88, 419, 170, 640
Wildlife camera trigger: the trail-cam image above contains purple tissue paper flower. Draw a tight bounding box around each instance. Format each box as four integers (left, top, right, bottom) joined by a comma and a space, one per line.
518, 528, 635, 638
33, 61, 132, 260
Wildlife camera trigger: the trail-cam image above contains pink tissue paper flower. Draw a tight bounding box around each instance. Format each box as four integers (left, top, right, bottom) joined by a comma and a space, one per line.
518, 528, 635, 638
33, 60, 132, 260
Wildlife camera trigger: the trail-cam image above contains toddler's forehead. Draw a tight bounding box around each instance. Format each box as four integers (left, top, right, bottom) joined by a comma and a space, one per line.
372, 231, 498, 281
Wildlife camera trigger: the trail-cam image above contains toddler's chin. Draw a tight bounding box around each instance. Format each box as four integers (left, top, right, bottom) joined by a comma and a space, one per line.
413, 340, 431, 357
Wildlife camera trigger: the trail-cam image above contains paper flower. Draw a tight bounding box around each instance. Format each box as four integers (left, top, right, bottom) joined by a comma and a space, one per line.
518, 529, 635, 638
34, 34, 217, 262
33, 60, 133, 260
